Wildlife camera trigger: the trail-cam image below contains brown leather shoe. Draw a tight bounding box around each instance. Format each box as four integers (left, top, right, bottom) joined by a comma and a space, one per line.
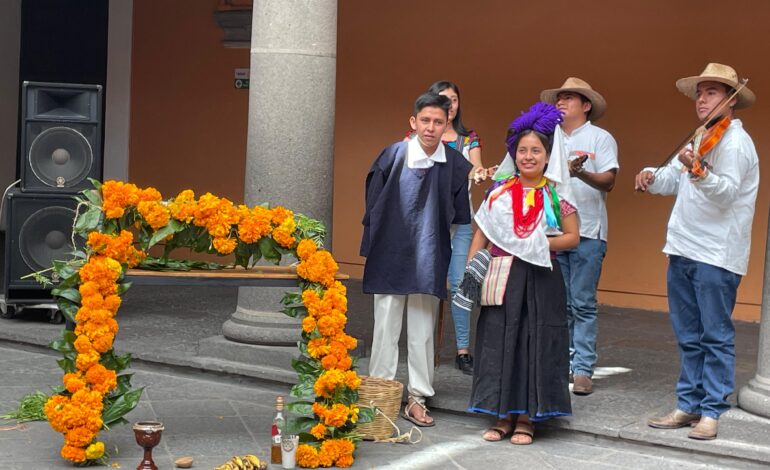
572, 375, 593, 395
647, 409, 701, 429
688, 417, 718, 440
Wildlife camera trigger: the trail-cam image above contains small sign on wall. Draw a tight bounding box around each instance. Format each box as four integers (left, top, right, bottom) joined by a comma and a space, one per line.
234, 68, 249, 89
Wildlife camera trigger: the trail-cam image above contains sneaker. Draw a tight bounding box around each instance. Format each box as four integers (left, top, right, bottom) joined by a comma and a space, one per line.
455, 354, 473, 375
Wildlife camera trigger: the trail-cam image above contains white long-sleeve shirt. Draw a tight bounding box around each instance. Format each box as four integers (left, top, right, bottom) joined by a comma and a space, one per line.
644, 119, 759, 275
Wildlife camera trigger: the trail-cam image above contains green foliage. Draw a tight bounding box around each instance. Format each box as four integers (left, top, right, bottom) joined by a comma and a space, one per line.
295, 213, 327, 247
286, 400, 314, 416
50, 331, 78, 373
74, 206, 103, 233
102, 388, 143, 427
258, 237, 282, 264
0, 391, 50, 422
148, 219, 186, 248
357, 406, 375, 425
290, 380, 316, 401
137, 256, 226, 272
100, 350, 132, 374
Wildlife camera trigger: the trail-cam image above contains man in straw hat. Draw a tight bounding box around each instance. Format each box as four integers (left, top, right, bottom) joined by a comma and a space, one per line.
635, 63, 759, 440
541, 77, 619, 396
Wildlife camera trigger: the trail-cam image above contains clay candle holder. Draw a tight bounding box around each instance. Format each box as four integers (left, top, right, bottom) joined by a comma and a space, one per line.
133, 421, 165, 470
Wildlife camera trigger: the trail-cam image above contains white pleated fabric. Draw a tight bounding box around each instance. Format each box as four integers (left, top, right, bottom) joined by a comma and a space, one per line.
477, 127, 576, 269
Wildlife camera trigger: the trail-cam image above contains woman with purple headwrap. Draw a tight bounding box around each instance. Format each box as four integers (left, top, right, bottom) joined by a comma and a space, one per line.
462, 103, 579, 445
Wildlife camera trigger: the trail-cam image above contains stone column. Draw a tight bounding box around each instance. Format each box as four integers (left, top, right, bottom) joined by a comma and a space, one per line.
738, 212, 770, 418
221, 0, 337, 345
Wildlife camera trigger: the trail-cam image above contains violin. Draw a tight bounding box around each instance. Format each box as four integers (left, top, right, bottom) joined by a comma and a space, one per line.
690, 115, 731, 178
646, 79, 748, 183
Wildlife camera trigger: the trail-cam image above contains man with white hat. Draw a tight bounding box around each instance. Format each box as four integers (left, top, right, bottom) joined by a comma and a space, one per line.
635, 63, 759, 440
541, 78, 619, 396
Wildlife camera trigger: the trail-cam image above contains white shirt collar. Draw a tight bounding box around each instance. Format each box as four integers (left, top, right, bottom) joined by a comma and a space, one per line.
407, 136, 446, 169
562, 120, 592, 137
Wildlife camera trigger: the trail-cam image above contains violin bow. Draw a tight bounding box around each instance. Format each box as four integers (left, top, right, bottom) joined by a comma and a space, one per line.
652, 78, 749, 178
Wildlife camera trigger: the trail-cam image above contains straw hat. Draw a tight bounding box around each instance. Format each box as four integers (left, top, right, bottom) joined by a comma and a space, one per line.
676, 63, 755, 109
540, 77, 607, 121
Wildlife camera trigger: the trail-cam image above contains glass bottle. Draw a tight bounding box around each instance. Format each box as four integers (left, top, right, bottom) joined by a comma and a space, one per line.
270, 395, 285, 464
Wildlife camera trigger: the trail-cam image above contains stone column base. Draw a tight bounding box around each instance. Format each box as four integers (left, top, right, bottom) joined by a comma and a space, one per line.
739, 375, 770, 419
222, 306, 301, 346
197, 335, 299, 384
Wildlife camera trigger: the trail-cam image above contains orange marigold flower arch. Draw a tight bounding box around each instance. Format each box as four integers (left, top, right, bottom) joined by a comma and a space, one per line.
42, 180, 372, 466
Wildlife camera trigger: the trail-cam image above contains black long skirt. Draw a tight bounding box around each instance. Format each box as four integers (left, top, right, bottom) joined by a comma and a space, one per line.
468, 258, 571, 421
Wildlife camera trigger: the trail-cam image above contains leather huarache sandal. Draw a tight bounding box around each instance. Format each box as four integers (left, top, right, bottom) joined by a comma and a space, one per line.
401, 397, 435, 427
510, 417, 534, 445
482, 418, 513, 442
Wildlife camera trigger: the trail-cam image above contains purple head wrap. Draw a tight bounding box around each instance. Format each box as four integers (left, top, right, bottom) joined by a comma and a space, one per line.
505, 102, 562, 156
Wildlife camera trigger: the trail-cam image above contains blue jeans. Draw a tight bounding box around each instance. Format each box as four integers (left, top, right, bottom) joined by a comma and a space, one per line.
667, 256, 741, 419
556, 237, 607, 377
447, 223, 473, 350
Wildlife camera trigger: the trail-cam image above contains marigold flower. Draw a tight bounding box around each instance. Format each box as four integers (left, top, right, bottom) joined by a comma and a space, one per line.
168, 189, 197, 223
85, 441, 105, 460
237, 206, 273, 243
343, 371, 361, 390
61, 444, 86, 463
101, 180, 140, 219
296, 250, 338, 288
272, 217, 297, 248
137, 187, 162, 202
76, 351, 100, 371
73, 336, 94, 354
212, 236, 237, 255
307, 338, 330, 359
296, 444, 320, 468
270, 206, 293, 225
320, 355, 337, 370
321, 404, 349, 428
336, 454, 354, 468
335, 355, 352, 371
63, 373, 87, 394
313, 369, 345, 399
65, 426, 96, 448
103, 294, 122, 313
310, 423, 327, 440
349, 405, 359, 424
302, 316, 317, 334
296, 239, 318, 260
85, 364, 117, 394
137, 200, 171, 230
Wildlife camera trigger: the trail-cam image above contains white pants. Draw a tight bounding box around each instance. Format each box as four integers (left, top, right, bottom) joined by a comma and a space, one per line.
369, 293, 439, 401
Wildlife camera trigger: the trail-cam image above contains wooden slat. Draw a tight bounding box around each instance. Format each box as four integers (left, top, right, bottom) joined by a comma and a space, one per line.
126, 266, 350, 281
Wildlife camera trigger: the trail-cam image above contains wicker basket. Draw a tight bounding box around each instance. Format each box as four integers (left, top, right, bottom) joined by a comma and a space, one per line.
356, 376, 404, 441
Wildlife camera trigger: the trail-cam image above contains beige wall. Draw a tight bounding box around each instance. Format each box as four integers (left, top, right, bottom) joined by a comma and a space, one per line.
129, 0, 769, 321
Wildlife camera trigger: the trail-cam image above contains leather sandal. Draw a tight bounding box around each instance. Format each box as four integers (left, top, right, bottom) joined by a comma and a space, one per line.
482, 419, 513, 442
510, 418, 534, 445
401, 397, 435, 427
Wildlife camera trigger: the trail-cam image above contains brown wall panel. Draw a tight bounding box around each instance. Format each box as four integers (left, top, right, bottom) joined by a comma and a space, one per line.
333, 0, 770, 320
130, 0, 249, 202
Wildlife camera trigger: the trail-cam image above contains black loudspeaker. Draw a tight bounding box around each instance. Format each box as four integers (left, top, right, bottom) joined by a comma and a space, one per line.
20, 81, 103, 193
3, 189, 82, 303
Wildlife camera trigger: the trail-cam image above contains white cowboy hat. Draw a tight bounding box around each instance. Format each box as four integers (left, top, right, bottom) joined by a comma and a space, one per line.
675, 63, 755, 109
540, 77, 607, 121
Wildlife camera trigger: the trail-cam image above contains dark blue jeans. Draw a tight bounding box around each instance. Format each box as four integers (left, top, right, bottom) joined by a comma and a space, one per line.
557, 237, 607, 377
667, 255, 742, 419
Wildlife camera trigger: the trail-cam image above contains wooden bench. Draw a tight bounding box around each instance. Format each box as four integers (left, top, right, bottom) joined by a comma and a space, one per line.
125, 265, 349, 287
